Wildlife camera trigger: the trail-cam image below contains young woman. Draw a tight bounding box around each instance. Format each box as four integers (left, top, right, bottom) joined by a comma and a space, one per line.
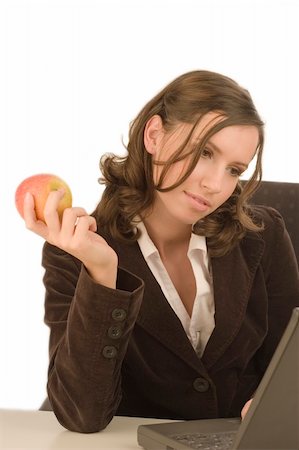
24, 70, 299, 433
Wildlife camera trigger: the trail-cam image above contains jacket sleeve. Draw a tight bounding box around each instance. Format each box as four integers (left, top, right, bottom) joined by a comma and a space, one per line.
256, 206, 299, 373
42, 241, 144, 433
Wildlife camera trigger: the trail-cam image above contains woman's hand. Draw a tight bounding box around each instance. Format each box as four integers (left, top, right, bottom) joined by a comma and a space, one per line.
241, 398, 253, 420
23, 189, 118, 288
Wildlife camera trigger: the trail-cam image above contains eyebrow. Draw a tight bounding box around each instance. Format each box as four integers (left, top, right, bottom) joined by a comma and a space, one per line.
207, 140, 249, 169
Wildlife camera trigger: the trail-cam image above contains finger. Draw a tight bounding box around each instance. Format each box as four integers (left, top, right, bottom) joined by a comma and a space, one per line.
23, 191, 37, 223
23, 192, 49, 239
60, 207, 90, 240
43, 189, 66, 233
73, 215, 97, 236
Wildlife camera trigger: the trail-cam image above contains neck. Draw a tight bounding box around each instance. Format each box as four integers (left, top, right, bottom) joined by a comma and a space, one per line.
142, 210, 192, 258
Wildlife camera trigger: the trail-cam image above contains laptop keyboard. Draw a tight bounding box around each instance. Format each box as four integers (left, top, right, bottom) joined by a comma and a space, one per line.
169, 431, 237, 450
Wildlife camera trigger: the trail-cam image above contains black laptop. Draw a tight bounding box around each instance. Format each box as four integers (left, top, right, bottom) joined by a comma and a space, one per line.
137, 307, 299, 450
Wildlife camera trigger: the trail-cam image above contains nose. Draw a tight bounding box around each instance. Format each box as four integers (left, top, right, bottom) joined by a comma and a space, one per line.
200, 166, 223, 194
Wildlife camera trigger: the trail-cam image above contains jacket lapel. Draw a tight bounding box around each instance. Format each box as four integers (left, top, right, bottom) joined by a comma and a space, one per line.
115, 239, 205, 372
202, 233, 265, 369
110, 231, 265, 372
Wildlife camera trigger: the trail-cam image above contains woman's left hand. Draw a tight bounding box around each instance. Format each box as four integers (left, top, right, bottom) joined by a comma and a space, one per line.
241, 398, 253, 420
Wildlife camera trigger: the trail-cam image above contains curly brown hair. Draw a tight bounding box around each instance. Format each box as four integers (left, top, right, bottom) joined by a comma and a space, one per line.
94, 70, 264, 257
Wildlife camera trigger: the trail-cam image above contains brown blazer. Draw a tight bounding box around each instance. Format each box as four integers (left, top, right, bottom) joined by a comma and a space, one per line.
41, 206, 299, 433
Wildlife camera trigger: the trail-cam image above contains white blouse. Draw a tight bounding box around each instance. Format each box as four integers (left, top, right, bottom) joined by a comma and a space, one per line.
137, 221, 215, 357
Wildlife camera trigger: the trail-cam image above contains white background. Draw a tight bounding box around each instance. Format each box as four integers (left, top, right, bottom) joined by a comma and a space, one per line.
1, 0, 298, 410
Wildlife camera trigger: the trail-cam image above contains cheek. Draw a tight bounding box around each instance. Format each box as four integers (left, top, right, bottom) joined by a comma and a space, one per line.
220, 179, 239, 201
155, 160, 189, 188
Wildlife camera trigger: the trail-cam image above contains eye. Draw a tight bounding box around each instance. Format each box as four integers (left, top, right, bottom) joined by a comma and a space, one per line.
228, 166, 242, 177
201, 148, 213, 159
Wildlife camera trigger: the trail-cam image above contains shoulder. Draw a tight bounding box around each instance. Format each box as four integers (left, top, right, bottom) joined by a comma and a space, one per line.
251, 204, 285, 233
245, 205, 296, 267
236, 205, 287, 261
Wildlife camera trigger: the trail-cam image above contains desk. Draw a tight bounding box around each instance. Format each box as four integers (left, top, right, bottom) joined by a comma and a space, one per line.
0, 409, 170, 449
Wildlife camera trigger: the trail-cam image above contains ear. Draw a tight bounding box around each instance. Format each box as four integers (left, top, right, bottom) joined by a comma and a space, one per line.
144, 115, 164, 155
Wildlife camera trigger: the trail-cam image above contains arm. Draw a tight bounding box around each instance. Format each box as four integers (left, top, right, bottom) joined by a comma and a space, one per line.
43, 242, 144, 433
23, 189, 145, 432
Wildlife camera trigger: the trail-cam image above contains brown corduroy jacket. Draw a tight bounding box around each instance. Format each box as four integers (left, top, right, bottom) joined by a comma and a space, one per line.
41, 206, 299, 433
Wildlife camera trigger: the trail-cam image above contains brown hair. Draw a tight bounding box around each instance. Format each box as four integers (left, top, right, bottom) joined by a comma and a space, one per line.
94, 70, 264, 257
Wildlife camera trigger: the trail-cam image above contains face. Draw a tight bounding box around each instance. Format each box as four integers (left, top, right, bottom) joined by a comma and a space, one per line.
144, 113, 259, 227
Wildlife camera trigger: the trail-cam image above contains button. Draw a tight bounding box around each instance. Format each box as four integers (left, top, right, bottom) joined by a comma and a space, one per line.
102, 345, 118, 359
107, 325, 123, 339
193, 377, 210, 393
111, 308, 127, 322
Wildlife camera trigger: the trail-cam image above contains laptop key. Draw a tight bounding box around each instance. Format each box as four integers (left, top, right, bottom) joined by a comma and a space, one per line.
169, 431, 236, 450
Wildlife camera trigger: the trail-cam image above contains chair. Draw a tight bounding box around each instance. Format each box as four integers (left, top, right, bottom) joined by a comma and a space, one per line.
249, 180, 299, 265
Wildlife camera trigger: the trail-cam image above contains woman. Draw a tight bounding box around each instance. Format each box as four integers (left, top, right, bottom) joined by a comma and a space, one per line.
24, 70, 299, 433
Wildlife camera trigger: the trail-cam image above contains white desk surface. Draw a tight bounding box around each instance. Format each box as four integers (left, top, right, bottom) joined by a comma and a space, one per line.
1, 409, 171, 449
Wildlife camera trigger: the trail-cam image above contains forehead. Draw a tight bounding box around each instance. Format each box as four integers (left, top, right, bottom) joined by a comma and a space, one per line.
164, 112, 259, 156
176, 112, 259, 162
189, 112, 259, 145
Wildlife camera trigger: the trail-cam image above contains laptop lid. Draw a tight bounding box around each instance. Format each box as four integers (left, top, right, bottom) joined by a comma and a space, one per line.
137, 307, 299, 450
232, 306, 299, 449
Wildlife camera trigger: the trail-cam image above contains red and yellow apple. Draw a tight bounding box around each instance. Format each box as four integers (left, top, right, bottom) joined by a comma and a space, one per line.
15, 173, 72, 222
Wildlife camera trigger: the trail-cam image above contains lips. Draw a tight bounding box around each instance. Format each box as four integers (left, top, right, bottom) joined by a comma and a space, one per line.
184, 191, 211, 208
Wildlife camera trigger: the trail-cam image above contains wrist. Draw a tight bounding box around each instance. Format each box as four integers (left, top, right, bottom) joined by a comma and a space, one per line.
84, 261, 118, 289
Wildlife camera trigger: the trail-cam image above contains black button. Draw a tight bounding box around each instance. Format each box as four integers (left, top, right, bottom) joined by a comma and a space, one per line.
111, 308, 127, 322
107, 325, 123, 339
102, 345, 118, 359
193, 377, 210, 393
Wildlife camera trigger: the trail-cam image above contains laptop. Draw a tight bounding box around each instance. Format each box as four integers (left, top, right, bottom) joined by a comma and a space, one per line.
137, 307, 299, 450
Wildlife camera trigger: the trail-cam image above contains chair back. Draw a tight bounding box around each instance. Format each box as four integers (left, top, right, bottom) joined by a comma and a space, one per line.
249, 180, 299, 265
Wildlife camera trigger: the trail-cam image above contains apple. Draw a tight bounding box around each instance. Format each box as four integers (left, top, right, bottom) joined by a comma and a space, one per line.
15, 173, 72, 222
